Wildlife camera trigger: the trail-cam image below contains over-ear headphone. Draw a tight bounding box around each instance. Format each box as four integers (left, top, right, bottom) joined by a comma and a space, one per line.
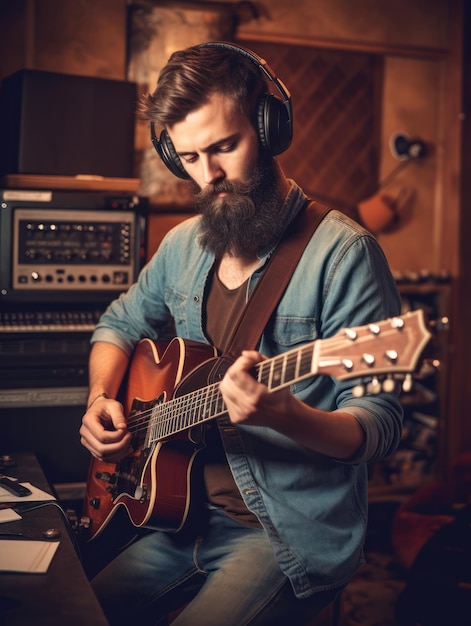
150, 41, 293, 180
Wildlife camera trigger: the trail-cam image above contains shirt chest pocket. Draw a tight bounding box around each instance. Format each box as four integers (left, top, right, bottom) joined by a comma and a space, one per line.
261, 316, 320, 394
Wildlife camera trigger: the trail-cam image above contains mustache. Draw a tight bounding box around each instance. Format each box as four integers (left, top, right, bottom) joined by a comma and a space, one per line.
193, 177, 260, 203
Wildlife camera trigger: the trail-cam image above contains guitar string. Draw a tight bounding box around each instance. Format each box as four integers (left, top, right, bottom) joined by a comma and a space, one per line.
122, 320, 406, 444
124, 342, 317, 442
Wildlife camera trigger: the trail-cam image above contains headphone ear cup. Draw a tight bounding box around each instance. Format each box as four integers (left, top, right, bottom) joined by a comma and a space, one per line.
257, 94, 292, 156
153, 129, 190, 180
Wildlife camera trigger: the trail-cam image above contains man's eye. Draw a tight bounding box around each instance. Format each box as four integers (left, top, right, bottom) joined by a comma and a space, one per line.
218, 143, 235, 153
182, 155, 198, 164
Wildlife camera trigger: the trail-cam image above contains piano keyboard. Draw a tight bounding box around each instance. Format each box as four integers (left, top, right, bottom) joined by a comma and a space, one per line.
0, 310, 102, 333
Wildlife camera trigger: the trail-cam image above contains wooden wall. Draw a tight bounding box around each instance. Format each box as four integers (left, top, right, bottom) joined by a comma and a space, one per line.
0, 0, 128, 80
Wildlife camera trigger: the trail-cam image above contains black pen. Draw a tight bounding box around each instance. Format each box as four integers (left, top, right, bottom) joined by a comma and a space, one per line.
0, 475, 32, 497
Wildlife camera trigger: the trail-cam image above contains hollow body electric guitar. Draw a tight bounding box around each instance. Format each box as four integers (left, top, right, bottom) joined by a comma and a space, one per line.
82, 310, 431, 541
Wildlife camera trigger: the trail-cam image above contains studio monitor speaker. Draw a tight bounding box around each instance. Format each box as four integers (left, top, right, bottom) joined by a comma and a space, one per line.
0, 69, 137, 178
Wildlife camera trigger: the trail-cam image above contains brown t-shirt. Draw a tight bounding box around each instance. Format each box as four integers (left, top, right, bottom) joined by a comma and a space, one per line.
203, 270, 262, 528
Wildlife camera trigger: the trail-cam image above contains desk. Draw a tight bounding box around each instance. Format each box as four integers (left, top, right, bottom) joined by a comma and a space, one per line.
0, 452, 108, 626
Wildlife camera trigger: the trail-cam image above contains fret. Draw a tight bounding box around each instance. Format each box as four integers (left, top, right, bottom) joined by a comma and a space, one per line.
206, 384, 219, 421
281, 351, 288, 387
257, 360, 270, 387
198, 386, 207, 423
207, 385, 219, 416
183, 391, 196, 430
299, 345, 313, 380
165, 402, 175, 438
180, 394, 190, 431
195, 387, 205, 421
271, 355, 283, 388
283, 350, 298, 386
208, 384, 219, 419
213, 386, 225, 418
201, 385, 211, 424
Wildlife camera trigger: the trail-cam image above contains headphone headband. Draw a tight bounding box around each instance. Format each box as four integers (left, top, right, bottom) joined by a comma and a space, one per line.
197, 41, 292, 124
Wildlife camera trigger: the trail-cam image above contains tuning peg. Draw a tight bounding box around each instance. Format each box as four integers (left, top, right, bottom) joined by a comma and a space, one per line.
345, 328, 358, 340
402, 373, 414, 393
382, 376, 396, 393
361, 353, 375, 367
352, 384, 365, 398
366, 376, 382, 395
391, 316, 405, 330
368, 323, 381, 335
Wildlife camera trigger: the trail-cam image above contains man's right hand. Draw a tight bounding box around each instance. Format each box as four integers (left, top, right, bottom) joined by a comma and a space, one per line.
79, 396, 133, 463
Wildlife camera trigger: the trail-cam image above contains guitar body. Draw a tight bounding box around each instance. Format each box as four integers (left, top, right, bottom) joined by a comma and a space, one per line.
82, 337, 219, 541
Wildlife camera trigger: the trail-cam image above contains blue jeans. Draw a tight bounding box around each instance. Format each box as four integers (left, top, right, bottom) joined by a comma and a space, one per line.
92, 507, 340, 626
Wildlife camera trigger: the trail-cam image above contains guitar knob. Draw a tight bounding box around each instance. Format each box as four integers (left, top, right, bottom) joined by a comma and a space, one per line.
89, 497, 101, 509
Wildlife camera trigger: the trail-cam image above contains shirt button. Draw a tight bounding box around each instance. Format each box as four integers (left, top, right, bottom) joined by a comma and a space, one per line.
193, 295, 199, 302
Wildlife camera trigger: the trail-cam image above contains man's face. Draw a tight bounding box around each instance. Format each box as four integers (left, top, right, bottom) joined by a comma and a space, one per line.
167, 92, 259, 191
167, 93, 285, 258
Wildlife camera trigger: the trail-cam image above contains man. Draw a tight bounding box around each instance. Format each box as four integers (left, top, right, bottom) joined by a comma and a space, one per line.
80, 42, 403, 625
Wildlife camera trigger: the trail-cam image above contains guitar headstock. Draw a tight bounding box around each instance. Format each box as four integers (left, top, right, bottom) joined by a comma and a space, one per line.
316, 310, 431, 392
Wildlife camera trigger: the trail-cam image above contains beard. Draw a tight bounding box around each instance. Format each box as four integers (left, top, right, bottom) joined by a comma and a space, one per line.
193, 152, 286, 258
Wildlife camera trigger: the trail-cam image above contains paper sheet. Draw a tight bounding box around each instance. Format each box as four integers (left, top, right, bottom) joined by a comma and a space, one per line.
0, 539, 60, 573
0, 508, 22, 523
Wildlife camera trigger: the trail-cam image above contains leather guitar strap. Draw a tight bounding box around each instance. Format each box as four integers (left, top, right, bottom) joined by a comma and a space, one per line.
224, 199, 331, 361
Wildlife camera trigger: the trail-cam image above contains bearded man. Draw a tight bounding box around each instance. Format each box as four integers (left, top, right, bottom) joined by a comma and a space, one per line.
80, 42, 403, 626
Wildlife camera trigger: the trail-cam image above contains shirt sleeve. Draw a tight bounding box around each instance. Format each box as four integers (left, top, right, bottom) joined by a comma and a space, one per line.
90, 232, 174, 355
318, 223, 404, 464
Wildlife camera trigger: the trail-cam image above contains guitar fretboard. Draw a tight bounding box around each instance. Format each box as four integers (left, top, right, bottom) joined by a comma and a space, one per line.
144, 342, 317, 443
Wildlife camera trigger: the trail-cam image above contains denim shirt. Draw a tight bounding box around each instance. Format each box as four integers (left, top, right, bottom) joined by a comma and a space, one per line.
92, 181, 403, 597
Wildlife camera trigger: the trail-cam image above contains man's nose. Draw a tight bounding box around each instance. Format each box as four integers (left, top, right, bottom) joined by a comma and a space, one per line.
200, 155, 224, 185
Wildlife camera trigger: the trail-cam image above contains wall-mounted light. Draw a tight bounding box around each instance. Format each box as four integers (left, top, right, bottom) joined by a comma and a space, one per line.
389, 132, 427, 160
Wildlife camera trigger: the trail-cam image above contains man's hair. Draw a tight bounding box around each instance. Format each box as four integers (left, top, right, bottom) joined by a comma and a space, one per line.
139, 44, 266, 128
